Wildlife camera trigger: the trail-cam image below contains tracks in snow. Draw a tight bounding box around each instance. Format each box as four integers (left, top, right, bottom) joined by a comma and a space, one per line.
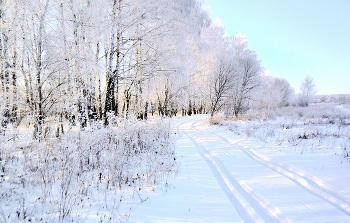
211, 130, 350, 217
178, 119, 291, 223
176, 117, 350, 222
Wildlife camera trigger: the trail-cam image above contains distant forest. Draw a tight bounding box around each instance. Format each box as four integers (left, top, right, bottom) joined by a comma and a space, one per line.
314, 95, 350, 103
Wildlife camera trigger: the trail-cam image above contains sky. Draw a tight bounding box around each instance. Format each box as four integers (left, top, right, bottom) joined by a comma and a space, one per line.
204, 0, 350, 95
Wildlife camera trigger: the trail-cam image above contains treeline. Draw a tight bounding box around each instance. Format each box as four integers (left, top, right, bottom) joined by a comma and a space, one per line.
315, 94, 350, 104
0, 0, 312, 138
0, 0, 210, 138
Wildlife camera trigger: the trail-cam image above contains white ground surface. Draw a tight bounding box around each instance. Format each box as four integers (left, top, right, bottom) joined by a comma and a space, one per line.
128, 115, 350, 222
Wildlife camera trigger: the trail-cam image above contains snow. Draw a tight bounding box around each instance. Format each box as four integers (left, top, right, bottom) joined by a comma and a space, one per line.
128, 114, 350, 222
2, 108, 350, 222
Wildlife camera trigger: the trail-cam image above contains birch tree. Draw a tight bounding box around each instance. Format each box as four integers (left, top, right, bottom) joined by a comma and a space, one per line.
299, 73, 317, 106
258, 74, 295, 109
209, 54, 236, 117
17, 0, 70, 139
189, 20, 227, 115
0, 0, 18, 130
229, 33, 262, 117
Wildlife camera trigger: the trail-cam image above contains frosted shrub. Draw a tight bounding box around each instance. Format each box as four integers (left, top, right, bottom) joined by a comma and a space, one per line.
0, 116, 177, 222
234, 104, 350, 126
209, 113, 227, 125
244, 123, 276, 143
342, 143, 350, 162
217, 104, 350, 158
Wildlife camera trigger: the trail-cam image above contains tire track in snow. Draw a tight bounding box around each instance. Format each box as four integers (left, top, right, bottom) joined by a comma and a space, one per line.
212, 131, 350, 217
181, 131, 258, 223
182, 125, 291, 223
175, 116, 205, 135
243, 143, 350, 205
176, 118, 259, 222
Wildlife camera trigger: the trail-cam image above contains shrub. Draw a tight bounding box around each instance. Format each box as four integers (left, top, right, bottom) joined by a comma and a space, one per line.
0, 116, 177, 222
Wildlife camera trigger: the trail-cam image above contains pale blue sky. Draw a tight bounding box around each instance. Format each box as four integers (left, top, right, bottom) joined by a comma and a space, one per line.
204, 0, 350, 95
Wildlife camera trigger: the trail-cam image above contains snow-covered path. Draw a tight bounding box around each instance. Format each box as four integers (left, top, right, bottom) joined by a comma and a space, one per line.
128, 115, 350, 222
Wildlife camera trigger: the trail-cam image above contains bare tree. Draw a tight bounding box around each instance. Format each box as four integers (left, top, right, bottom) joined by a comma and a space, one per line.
209, 55, 235, 117
299, 73, 317, 106
258, 74, 295, 109
18, 0, 68, 139
274, 77, 295, 107
230, 53, 262, 117
0, 0, 14, 131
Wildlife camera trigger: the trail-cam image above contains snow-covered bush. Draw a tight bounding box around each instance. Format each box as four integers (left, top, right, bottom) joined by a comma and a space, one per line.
342, 144, 350, 162
238, 103, 350, 123
209, 112, 227, 125
0, 116, 177, 222
217, 104, 350, 160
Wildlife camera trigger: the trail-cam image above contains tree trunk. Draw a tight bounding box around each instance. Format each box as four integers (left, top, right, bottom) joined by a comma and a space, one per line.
34, 62, 43, 140
105, 0, 122, 124
33, 0, 49, 140
11, 36, 18, 126
0, 20, 10, 130
187, 99, 192, 116
104, 76, 114, 125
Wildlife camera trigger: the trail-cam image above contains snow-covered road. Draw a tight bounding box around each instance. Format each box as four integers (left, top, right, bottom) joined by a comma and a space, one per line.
129, 115, 350, 222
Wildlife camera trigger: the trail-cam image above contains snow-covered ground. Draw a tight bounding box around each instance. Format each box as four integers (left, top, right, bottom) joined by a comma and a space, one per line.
2, 105, 350, 222
128, 113, 350, 222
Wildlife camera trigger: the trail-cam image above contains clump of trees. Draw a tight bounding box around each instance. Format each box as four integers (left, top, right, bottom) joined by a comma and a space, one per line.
0, 0, 318, 135
0, 0, 210, 138
258, 73, 295, 109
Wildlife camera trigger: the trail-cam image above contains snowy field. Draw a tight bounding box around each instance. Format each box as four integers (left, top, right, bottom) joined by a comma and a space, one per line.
1, 0, 348, 222
128, 104, 350, 222
2, 104, 350, 222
